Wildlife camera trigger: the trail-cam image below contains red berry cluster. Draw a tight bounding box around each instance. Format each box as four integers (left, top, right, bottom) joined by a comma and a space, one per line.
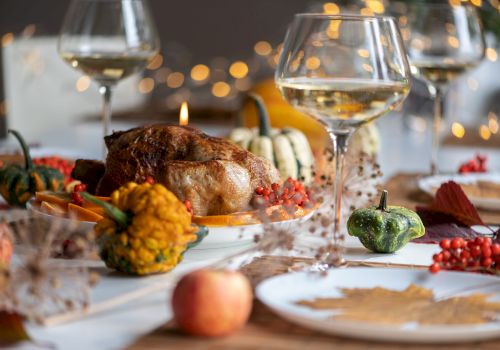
71, 183, 87, 206
458, 154, 487, 174
254, 178, 313, 208
184, 200, 193, 216
144, 176, 155, 184
429, 237, 500, 274
33, 156, 75, 185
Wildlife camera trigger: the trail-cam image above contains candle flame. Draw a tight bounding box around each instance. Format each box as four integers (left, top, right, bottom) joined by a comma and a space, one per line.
179, 101, 189, 126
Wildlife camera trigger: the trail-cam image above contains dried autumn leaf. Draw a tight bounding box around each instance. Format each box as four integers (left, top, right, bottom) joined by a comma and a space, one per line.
0, 311, 30, 345
430, 181, 484, 226
297, 284, 500, 325
413, 207, 479, 243
414, 181, 492, 242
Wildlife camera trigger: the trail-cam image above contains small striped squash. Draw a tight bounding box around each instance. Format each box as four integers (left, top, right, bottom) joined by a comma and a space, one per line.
229, 94, 314, 184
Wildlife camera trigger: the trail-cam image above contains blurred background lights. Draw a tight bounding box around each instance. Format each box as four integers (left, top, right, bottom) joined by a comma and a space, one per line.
75, 75, 91, 92
488, 112, 499, 134
362, 63, 374, 72
479, 125, 491, 140
486, 47, 498, 62
447, 36, 459, 48
166, 72, 184, 88
254, 41, 272, 56
323, 2, 340, 14
229, 61, 249, 79
327, 20, 341, 39
146, 54, 163, 70
366, 0, 385, 13
305, 56, 321, 70
451, 122, 465, 138
138, 77, 155, 94
357, 49, 370, 58
1, 32, 13, 47
212, 81, 231, 98
190, 64, 210, 81
360, 7, 375, 16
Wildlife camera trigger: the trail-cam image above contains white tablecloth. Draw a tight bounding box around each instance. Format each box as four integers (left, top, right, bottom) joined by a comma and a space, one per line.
8, 114, 500, 349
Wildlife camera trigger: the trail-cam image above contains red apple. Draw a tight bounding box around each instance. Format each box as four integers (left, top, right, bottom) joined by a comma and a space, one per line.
0, 222, 13, 265
172, 269, 253, 337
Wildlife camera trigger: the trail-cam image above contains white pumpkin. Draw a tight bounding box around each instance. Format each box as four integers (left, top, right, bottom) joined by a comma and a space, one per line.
229, 94, 315, 184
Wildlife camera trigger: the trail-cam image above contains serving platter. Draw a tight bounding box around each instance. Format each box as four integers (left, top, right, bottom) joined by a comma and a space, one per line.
256, 268, 500, 343
418, 173, 500, 211
27, 200, 315, 250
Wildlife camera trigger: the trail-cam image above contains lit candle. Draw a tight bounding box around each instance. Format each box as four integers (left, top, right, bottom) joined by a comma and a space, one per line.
179, 101, 189, 126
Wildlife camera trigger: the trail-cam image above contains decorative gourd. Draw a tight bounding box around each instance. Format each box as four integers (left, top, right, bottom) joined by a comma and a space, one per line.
84, 182, 197, 275
243, 79, 380, 157
347, 190, 425, 253
0, 130, 64, 207
229, 94, 315, 184
243, 79, 327, 151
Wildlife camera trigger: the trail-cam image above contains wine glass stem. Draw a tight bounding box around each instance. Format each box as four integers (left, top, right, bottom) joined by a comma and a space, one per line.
99, 84, 113, 157
328, 130, 352, 266
430, 87, 443, 175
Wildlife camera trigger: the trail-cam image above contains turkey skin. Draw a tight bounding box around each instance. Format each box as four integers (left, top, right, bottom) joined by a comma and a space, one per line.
72, 124, 281, 215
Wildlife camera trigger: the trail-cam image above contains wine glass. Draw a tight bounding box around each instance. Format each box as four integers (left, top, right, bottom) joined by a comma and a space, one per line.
275, 14, 411, 265
58, 0, 159, 153
400, 2, 485, 174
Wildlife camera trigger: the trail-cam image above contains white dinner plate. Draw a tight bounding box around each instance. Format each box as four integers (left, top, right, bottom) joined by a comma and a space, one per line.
418, 173, 500, 211
190, 211, 314, 250
256, 268, 500, 343
27, 200, 314, 250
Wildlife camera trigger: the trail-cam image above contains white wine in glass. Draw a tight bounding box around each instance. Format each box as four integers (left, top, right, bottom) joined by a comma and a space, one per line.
278, 78, 409, 128
60, 53, 155, 86
276, 15, 411, 266
411, 61, 477, 89
58, 0, 159, 156
400, 2, 485, 174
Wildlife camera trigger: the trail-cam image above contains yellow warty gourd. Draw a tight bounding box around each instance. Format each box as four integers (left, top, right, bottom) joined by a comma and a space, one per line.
92, 182, 196, 275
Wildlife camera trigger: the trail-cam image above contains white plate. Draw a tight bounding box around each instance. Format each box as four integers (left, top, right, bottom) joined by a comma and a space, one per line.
191, 212, 314, 250
27, 200, 314, 250
256, 268, 500, 343
418, 173, 500, 211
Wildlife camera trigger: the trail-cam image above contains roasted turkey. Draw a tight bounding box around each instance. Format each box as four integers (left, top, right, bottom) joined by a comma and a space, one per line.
72, 124, 281, 215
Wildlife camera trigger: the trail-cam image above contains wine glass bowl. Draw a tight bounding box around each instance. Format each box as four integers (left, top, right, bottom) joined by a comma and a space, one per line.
397, 2, 485, 173
405, 3, 484, 89
58, 0, 159, 148
276, 15, 410, 132
275, 14, 411, 264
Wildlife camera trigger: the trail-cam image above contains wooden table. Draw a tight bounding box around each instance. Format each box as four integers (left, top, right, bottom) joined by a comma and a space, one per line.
127, 174, 500, 349
128, 255, 500, 350
383, 173, 500, 224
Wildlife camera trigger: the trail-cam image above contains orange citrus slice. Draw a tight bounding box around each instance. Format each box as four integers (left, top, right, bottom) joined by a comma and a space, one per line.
67, 203, 103, 222
80, 203, 106, 216
35, 191, 71, 207
192, 212, 259, 227
191, 204, 316, 227
40, 201, 67, 217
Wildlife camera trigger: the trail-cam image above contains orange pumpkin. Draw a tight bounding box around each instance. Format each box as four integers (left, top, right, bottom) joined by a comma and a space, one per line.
242, 79, 328, 151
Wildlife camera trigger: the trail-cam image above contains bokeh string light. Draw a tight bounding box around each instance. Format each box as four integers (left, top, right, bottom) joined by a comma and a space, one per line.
0, 3, 498, 127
